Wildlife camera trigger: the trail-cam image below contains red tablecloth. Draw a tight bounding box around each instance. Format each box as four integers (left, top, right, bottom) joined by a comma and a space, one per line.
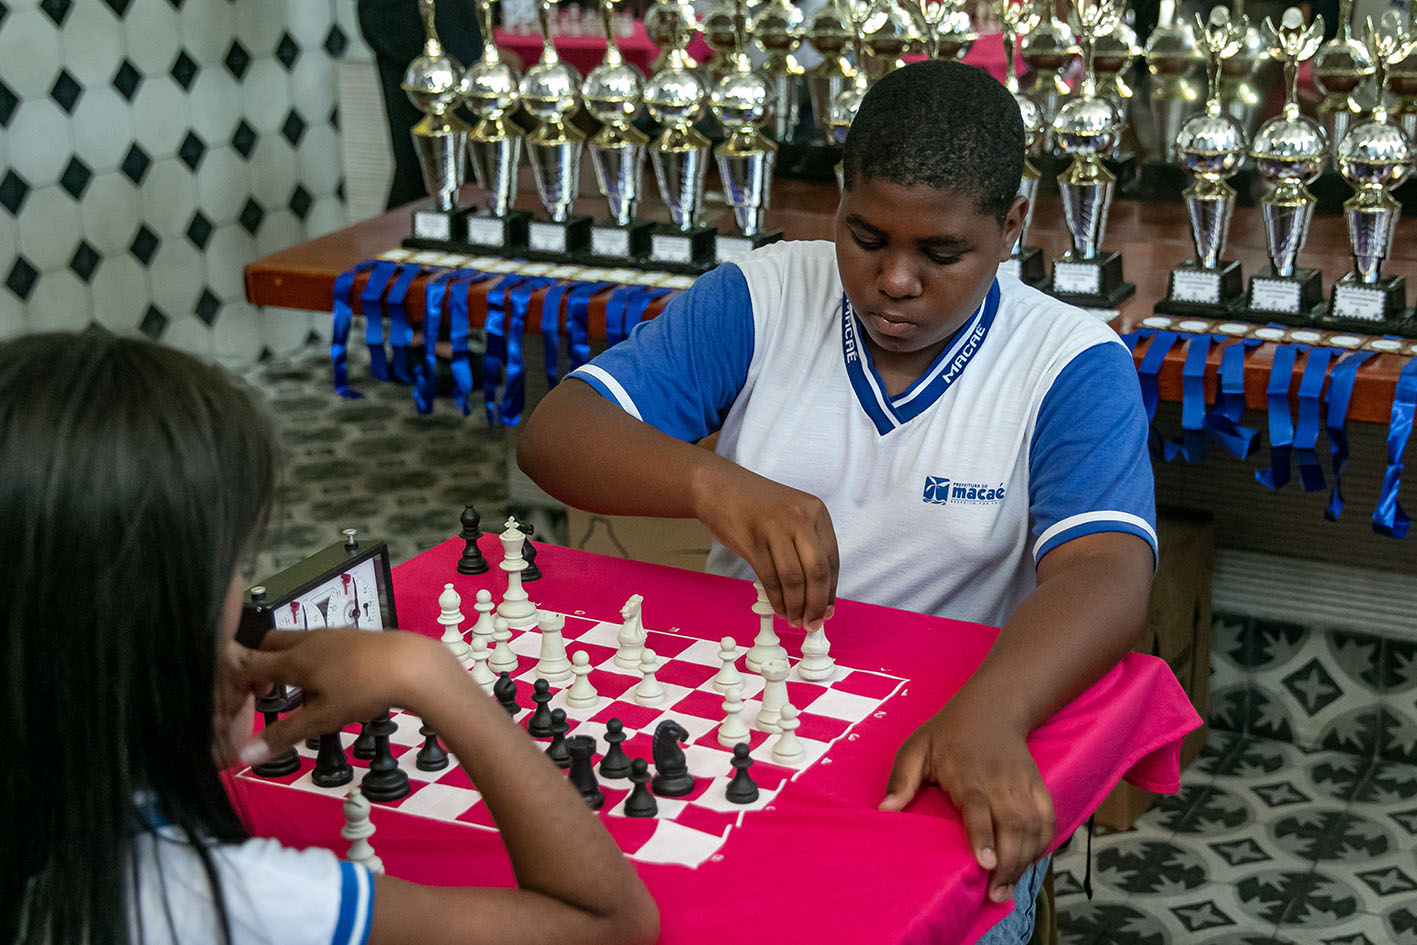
231, 539, 1199, 945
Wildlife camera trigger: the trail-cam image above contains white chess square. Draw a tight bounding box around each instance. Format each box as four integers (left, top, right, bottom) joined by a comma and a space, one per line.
797, 687, 882, 723
397, 782, 482, 821
572, 619, 625, 648
694, 776, 780, 813
675, 637, 728, 667
684, 743, 732, 778
631, 820, 728, 866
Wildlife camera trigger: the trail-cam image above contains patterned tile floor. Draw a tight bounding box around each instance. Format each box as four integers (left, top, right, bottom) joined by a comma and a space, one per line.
242, 345, 1417, 945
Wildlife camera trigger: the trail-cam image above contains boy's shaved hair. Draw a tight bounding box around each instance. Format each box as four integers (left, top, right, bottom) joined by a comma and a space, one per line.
842, 60, 1025, 224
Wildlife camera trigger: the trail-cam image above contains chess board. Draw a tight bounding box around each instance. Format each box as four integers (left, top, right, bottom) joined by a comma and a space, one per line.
238, 605, 906, 868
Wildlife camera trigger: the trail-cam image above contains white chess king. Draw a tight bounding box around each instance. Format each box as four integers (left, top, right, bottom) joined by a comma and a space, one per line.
496, 517, 539, 629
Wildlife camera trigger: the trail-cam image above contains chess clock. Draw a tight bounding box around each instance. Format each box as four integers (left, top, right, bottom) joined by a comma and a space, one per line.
236, 528, 398, 651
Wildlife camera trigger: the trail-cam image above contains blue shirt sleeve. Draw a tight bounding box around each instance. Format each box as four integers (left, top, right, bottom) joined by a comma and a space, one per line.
567, 263, 755, 442
1028, 341, 1158, 565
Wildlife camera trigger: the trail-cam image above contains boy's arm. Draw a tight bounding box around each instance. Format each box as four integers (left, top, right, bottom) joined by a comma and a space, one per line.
519, 379, 839, 628
880, 530, 1153, 904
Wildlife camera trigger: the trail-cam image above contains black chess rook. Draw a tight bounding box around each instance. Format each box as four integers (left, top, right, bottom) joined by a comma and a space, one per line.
566, 735, 605, 810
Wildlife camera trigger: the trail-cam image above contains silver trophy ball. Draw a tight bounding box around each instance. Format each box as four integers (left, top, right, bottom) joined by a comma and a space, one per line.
1017, 92, 1045, 150
584, 62, 644, 126
403, 47, 464, 118
712, 70, 772, 130
826, 79, 867, 147
462, 58, 521, 122
644, 66, 709, 127
1251, 112, 1326, 182
520, 60, 582, 124
1336, 119, 1413, 193
1052, 94, 1121, 158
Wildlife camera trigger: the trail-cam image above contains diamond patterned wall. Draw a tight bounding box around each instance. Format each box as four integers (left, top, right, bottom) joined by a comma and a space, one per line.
0, 0, 370, 365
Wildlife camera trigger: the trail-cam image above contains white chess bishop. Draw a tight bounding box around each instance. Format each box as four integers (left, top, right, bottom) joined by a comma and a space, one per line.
341, 786, 384, 874
496, 517, 539, 629
437, 583, 469, 662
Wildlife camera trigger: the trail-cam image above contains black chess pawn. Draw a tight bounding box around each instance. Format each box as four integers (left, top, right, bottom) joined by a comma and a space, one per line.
457, 504, 489, 576
623, 757, 658, 818
352, 719, 377, 760
359, 712, 411, 802
494, 671, 519, 717
311, 731, 353, 788
650, 719, 695, 797
724, 742, 759, 804
598, 718, 632, 779
251, 688, 300, 778
545, 709, 571, 769
526, 678, 555, 737
518, 522, 541, 581
566, 736, 604, 810
416, 723, 449, 771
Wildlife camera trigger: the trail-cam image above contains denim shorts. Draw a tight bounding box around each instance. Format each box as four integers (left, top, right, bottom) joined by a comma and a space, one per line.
973, 855, 1050, 945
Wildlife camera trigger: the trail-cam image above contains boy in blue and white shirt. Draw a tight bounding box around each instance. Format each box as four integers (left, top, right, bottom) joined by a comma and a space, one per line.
520, 60, 1156, 941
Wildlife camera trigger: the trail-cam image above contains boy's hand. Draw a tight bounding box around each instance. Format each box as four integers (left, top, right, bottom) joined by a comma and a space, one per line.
691, 462, 839, 628
879, 700, 1055, 904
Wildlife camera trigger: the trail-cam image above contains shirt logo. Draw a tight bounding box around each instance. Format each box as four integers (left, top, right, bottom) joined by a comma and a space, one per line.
923, 477, 1007, 506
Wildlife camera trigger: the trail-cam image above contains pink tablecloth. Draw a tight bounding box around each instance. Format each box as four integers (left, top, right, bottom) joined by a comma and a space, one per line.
231, 539, 1199, 945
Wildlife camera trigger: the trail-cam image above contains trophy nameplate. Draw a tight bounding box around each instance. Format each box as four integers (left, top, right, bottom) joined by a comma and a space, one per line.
528, 215, 593, 258
412, 206, 471, 243
714, 229, 783, 263
1326, 275, 1408, 329
1158, 259, 1244, 316
1246, 265, 1325, 324
589, 218, 655, 261
1049, 252, 1135, 308
465, 209, 531, 250
649, 223, 717, 271
999, 246, 1047, 286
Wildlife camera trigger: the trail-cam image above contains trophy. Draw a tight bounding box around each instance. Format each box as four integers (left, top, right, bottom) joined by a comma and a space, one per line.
402, 0, 472, 244
752, 0, 806, 144
1143, 3, 1202, 164
1219, 8, 1272, 141
1048, 0, 1134, 309
1159, 7, 1249, 317
912, 0, 977, 61
1094, 20, 1139, 103
701, 0, 739, 78
644, 7, 717, 270
994, 0, 1047, 286
826, 3, 872, 188
1246, 7, 1327, 323
1312, 0, 1375, 163
805, 0, 857, 144
862, 0, 916, 82
1020, 5, 1079, 151
1326, 15, 1417, 330
519, 0, 592, 258
711, 0, 785, 261
1388, 6, 1417, 142
462, 0, 531, 250
584, 0, 654, 261
645, 0, 700, 72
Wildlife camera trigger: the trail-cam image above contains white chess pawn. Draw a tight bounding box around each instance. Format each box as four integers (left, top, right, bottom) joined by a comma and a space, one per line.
437, 583, 469, 662
469, 589, 496, 649
755, 657, 790, 733
468, 635, 496, 693
796, 622, 836, 682
564, 650, 599, 708
712, 636, 744, 693
771, 703, 805, 766
717, 679, 750, 747
488, 615, 517, 674
341, 786, 384, 874
614, 593, 646, 669
744, 581, 788, 673
535, 611, 573, 683
633, 647, 666, 706
496, 517, 539, 629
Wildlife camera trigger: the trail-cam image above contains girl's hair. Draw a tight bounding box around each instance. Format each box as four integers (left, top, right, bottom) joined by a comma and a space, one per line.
1, 332, 280, 945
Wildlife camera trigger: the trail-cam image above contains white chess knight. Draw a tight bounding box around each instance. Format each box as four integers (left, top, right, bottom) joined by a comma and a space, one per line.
771, 703, 805, 766
717, 679, 750, 747
711, 636, 743, 693
488, 615, 517, 674
437, 583, 469, 662
564, 650, 599, 708
535, 611, 572, 683
744, 581, 788, 673
614, 593, 646, 669
633, 647, 666, 706
341, 786, 384, 874
495, 517, 539, 629
468, 635, 497, 693
755, 657, 790, 733
796, 620, 836, 682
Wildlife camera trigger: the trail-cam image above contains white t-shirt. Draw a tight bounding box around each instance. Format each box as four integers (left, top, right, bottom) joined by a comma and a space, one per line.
571, 240, 1156, 626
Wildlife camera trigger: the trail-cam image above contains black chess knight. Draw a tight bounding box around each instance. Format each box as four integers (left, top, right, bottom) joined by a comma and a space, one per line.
650, 719, 694, 797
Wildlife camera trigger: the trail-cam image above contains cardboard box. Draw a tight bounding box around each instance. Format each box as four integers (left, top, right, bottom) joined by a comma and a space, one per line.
1093, 508, 1214, 831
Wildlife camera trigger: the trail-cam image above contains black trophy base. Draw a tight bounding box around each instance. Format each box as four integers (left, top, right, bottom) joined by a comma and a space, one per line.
410, 205, 472, 244
1245, 266, 1326, 327
1323, 275, 1410, 333
1154, 259, 1245, 318
714, 228, 783, 264
998, 246, 1046, 287
587, 218, 654, 264
464, 208, 531, 252
1047, 252, 1136, 310
523, 214, 592, 262
647, 223, 717, 275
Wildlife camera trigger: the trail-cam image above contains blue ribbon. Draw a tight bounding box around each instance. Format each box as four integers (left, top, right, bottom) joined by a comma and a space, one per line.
482, 274, 536, 426
604, 284, 640, 347
448, 273, 481, 415
413, 270, 462, 414
1373, 356, 1417, 538
1137, 330, 1179, 457
330, 260, 377, 398
385, 263, 421, 385
359, 260, 399, 382
1255, 344, 1303, 491
540, 281, 573, 389
565, 281, 613, 370
1203, 338, 1261, 459
1165, 333, 1213, 463
1325, 350, 1377, 520
494, 276, 554, 426
1294, 347, 1335, 493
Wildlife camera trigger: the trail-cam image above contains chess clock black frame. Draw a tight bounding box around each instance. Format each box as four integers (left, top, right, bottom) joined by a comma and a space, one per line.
236, 529, 398, 652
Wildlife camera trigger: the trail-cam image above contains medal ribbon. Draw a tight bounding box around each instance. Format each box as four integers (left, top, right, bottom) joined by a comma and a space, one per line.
1372, 355, 1417, 538
384, 262, 421, 385
330, 260, 376, 398
1203, 338, 1261, 459
496, 276, 555, 426
447, 273, 483, 415
540, 281, 573, 388
565, 281, 614, 371
1137, 330, 1179, 457
1165, 333, 1213, 463
1324, 350, 1377, 520
1254, 343, 1303, 491
1294, 347, 1336, 492
413, 269, 462, 414
359, 260, 400, 382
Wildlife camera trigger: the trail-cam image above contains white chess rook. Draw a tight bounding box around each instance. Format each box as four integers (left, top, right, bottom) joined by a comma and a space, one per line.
496, 517, 539, 629
564, 650, 599, 708
796, 622, 836, 682
488, 615, 518, 674
744, 581, 788, 673
614, 593, 646, 669
755, 657, 790, 733
717, 679, 750, 747
535, 611, 573, 683
341, 787, 384, 874
469, 635, 497, 693
437, 583, 469, 662
633, 647, 667, 706
771, 702, 806, 766
711, 636, 744, 693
